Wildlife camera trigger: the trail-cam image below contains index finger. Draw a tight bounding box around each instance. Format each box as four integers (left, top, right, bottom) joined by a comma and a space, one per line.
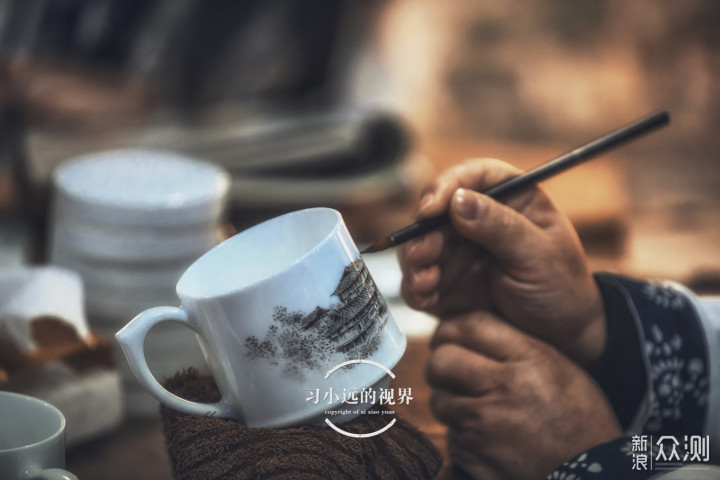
416, 158, 524, 221
431, 311, 538, 361
417, 158, 558, 226
426, 343, 504, 396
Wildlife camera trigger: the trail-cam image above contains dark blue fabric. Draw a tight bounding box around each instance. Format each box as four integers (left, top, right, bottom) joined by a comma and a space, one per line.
597, 274, 709, 437
548, 274, 711, 479
548, 437, 658, 479
593, 274, 647, 429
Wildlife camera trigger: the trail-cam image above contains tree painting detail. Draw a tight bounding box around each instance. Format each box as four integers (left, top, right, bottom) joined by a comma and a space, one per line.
244, 258, 389, 379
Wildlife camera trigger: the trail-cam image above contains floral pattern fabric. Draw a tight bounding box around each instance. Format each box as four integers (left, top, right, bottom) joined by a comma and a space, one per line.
548, 437, 655, 479
548, 274, 711, 479
621, 277, 708, 437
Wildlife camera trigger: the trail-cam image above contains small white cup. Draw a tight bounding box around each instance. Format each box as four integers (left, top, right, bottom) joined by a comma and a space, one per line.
116, 208, 406, 428
0, 392, 78, 480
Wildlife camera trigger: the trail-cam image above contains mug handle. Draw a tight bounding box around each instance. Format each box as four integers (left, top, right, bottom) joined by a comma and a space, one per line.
115, 306, 234, 418
28, 468, 78, 480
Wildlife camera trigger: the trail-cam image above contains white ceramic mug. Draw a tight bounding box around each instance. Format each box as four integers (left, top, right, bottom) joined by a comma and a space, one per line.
0, 392, 78, 480
116, 208, 406, 428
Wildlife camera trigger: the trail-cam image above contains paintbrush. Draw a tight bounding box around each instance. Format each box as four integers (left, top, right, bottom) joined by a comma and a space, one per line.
360, 110, 670, 254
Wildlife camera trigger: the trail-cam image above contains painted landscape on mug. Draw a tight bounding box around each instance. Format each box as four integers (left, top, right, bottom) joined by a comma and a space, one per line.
244, 258, 389, 379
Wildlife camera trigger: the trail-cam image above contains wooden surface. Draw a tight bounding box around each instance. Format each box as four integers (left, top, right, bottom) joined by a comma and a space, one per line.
66, 338, 446, 479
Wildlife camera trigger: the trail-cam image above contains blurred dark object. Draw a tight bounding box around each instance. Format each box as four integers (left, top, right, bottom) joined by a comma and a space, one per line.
161, 369, 443, 480
25, 107, 428, 239
0, 0, 396, 258
194, 110, 409, 177
144, 0, 355, 108
0, 62, 44, 263
687, 270, 720, 296
204, 109, 421, 233
8, 61, 155, 131
0, 0, 382, 110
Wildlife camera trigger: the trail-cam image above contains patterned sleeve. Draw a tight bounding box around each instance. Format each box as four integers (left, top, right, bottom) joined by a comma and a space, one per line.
592, 274, 710, 439
548, 436, 720, 479
546, 273, 717, 479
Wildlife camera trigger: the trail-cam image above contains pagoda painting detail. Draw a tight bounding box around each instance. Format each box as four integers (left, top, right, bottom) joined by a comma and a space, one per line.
244, 258, 390, 379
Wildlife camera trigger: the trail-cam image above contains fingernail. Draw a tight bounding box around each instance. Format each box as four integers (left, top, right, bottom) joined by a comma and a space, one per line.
453, 188, 479, 219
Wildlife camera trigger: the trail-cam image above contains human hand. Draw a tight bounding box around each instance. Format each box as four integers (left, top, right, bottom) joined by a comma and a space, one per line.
427, 311, 621, 480
398, 158, 606, 364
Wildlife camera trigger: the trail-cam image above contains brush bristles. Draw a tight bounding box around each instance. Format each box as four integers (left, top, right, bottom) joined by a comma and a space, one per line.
359, 237, 394, 254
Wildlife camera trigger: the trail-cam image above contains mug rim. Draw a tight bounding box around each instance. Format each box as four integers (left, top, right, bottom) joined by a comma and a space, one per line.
0, 391, 66, 454
176, 207, 343, 300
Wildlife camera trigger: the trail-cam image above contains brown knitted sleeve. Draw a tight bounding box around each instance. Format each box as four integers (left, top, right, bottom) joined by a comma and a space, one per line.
161, 369, 443, 480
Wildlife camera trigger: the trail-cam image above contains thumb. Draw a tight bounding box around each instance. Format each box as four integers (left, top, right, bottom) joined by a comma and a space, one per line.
449, 188, 544, 267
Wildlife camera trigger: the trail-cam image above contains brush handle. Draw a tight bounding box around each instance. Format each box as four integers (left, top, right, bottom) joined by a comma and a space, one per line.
389, 110, 670, 247
389, 213, 450, 246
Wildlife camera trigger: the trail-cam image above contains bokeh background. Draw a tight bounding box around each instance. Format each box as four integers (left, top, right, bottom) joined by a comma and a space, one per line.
1, 1, 720, 478
357, 0, 720, 286
2, 0, 719, 285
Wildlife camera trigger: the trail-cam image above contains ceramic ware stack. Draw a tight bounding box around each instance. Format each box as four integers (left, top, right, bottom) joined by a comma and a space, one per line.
49, 149, 230, 416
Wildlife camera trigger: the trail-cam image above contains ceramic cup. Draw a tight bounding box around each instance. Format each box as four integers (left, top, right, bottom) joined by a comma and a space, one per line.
116, 208, 406, 428
0, 392, 78, 480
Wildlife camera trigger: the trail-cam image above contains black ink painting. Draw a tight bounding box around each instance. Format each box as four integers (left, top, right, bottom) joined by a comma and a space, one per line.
244, 258, 389, 379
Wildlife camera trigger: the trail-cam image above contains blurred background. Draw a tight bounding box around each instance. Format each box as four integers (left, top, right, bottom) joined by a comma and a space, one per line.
0, 0, 718, 282
0, 0, 719, 478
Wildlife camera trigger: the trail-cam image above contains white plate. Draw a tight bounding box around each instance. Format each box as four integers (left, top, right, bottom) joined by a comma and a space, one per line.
49, 220, 219, 262
52, 149, 230, 227
83, 280, 177, 306
49, 250, 197, 288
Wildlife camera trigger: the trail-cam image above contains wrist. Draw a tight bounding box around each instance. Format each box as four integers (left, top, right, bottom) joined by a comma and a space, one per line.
565, 291, 608, 367
567, 302, 608, 369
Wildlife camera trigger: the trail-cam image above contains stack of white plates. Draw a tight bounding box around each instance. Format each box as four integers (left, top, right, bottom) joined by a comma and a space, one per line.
48, 149, 230, 416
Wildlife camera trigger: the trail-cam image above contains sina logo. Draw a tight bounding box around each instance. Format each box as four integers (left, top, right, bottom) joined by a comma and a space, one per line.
244, 258, 389, 379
